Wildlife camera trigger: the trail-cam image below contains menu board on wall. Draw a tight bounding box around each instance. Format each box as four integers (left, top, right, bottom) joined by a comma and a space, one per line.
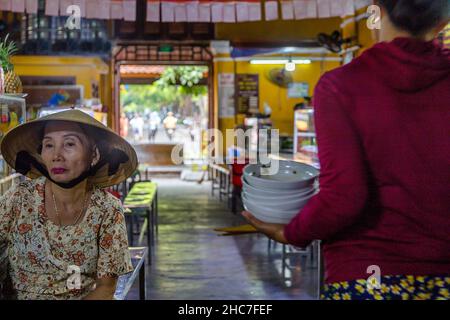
237, 74, 259, 114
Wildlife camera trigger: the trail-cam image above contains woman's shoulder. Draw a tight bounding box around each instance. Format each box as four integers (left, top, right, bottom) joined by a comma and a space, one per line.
90, 188, 125, 227
93, 188, 123, 211
2, 176, 43, 198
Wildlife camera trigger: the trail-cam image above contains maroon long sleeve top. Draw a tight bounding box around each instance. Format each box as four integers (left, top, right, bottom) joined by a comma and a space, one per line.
284, 37, 450, 284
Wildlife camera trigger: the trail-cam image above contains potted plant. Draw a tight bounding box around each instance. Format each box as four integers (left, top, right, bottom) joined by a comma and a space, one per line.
0, 34, 22, 94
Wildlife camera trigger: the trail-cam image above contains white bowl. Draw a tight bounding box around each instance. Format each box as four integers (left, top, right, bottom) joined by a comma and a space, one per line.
242, 190, 316, 211
242, 195, 300, 223
242, 179, 316, 200
242, 198, 298, 224
243, 161, 318, 190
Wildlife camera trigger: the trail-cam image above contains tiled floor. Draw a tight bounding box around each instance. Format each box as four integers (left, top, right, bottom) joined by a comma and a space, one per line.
126, 178, 318, 300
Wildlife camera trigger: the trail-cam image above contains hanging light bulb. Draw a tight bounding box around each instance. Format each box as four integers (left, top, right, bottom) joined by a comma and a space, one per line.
285, 58, 296, 72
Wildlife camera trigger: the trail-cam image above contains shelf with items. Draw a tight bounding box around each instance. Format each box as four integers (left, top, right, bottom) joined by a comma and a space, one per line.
36, 106, 108, 126
21, 84, 108, 126
0, 94, 27, 139
0, 94, 28, 183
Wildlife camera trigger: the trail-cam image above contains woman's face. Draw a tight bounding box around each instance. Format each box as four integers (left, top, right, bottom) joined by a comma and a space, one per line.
41, 121, 96, 183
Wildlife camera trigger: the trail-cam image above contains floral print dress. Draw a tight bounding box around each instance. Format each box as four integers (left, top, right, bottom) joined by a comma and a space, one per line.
321, 275, 450, 300
0, 177, 133, 300
322, 275, 450, 300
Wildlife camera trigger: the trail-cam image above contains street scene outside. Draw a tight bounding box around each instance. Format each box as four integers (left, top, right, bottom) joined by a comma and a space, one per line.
120, 66, 209, 160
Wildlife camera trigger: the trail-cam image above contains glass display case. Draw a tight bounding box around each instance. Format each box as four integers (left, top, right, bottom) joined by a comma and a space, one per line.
293, 108, 319, 168
0, 94, 27, 182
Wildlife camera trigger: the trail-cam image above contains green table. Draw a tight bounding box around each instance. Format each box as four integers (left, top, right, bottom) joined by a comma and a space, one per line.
124, 181, 158, 264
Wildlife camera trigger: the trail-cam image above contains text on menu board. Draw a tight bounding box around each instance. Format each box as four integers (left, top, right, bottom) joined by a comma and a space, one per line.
237, 74, 259, 114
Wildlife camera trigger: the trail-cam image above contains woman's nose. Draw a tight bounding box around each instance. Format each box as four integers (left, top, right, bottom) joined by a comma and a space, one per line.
52, 145, 64, 161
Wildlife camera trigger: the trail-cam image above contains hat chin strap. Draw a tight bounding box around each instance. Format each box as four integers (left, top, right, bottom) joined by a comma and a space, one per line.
14, 149, 129, 189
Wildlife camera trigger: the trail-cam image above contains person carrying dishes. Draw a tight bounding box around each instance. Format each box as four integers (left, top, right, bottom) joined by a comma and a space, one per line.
244, 0, 450, 300
0, 110, 138, 300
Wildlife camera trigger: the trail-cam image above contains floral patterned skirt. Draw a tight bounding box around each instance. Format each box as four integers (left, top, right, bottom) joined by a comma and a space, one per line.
321, 275, 450, 300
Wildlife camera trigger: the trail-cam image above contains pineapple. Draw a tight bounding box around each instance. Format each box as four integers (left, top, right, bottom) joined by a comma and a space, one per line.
0, 35, 22, 94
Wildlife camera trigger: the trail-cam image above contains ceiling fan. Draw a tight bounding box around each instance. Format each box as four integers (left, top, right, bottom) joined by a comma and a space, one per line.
317, 30, 356, 54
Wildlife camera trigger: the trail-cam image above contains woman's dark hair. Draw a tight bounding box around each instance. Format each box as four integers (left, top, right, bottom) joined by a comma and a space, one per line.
378, 0, 449, 36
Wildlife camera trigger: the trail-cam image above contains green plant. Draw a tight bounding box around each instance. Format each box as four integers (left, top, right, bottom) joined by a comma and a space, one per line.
120, 66, 208, 116
0, 34, 18, 72
156, 66, 207, 95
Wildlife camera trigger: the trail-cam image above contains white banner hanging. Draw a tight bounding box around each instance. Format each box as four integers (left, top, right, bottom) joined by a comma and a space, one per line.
330, 0, 343, 17
264, 1, 278, 21
86, 0, 100, 19
11, 0, 25, 13
305, 0, 317, 18
110, 0, 124, 19
317, 0, 331, 18
211, 2, 223, 23
72, 0, 86, 17
175, 2, 188, 22
198, 1, 211, 22
26, 0, 39, 14
147, 0, 160, 22
236, 1, 248, 22
293, 0, 308, 20
342, 0, 355, 16
123, 0, 136, 21
97, 0, 111, 19
186, 1, 199, 22
161, 1, 175, 22
0, 0, 11, 11
59, 0, 73, 16
248, 0, 261, 21
45, 0, 60, 16
223, 2, 236, 23
281, 0, 294, 20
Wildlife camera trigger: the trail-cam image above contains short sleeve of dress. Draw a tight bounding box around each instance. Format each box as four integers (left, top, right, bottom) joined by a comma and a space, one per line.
0, 184, 21, 292
0, 185, 20, 244
97, 195, 133, 279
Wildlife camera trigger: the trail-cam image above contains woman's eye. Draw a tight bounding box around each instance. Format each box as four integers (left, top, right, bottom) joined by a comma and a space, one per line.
65, 142, 76, 147
44, 144, 53, 148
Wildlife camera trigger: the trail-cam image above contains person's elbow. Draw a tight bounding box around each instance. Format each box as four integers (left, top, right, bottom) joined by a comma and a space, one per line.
321, 182, 368, 221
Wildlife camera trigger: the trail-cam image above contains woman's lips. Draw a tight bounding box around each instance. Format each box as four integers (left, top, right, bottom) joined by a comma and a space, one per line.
51, 168, 67, 174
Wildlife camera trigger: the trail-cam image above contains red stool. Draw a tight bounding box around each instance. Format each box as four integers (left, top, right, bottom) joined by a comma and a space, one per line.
230, 159, 249, 214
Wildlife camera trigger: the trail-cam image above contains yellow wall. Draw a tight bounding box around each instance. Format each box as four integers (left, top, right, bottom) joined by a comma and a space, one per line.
10, 55, 113, 125
215, 17, 342, 43
11, 55, 109, 99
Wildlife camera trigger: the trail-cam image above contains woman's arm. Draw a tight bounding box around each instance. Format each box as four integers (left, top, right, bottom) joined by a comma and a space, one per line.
0, 187, 20, 291
0, 187, 19, 244
94, 196, 133, 299
83, 277, 118, 300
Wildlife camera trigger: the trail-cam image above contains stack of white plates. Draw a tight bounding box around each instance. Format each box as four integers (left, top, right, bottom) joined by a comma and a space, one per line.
242, 161, 319, 224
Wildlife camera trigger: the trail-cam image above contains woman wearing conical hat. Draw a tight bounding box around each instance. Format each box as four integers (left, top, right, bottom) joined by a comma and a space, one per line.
0, 110, 138, 300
